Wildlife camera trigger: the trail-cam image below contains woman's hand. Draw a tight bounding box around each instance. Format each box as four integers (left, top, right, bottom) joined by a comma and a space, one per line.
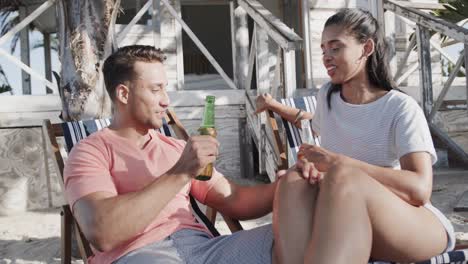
297, 144, 344, 172
255, 93, 274, 114
295, 159, 323, 184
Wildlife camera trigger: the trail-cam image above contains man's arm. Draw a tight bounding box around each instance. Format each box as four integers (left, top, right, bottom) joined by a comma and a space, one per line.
72, 135, 218, 252
73, 172, 190, 252
203, 177, 277, 221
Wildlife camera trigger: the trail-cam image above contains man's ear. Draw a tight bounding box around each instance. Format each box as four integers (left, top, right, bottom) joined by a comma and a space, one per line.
363, 38, 375, 58
115, 84, 130, 105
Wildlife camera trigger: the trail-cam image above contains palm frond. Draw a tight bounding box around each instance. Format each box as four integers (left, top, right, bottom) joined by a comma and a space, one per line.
431, 0, 468, 25
0, 8, 37, 53
0, 0, 22, 12
0, 14, 20, 53
0, 84, 12, 94
0, 65, 10, 85
32, 34, 59, 51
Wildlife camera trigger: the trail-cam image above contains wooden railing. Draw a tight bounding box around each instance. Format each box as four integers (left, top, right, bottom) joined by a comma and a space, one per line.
0, 0, 58, 94
377, 0, 468, 163
238, 0, 303, 180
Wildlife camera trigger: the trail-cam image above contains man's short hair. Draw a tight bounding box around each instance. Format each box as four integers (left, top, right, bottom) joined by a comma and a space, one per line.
103, 45, 166, 101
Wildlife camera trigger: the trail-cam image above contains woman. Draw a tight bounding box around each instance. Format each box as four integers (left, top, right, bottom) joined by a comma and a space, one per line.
256, 8, 455, 264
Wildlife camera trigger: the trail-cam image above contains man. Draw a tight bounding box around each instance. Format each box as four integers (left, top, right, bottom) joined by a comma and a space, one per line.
64, 45, 276, 264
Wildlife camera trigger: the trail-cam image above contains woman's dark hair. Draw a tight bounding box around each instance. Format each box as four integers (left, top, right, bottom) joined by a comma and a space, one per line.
103, 45, 166, 101
324, 8, 397, 109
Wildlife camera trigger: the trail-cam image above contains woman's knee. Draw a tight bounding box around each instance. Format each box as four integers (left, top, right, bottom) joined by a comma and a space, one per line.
321, 164, 367, 197
276, 169, 317, 199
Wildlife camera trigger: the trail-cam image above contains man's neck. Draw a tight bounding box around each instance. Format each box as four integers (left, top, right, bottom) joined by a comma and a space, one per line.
109, 114, 153, 149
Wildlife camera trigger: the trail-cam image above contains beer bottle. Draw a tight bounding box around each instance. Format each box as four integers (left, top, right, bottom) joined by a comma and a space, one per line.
196, 95, 217, 181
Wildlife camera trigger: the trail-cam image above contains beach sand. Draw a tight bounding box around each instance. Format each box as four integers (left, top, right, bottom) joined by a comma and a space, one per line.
1, 169, 468, 263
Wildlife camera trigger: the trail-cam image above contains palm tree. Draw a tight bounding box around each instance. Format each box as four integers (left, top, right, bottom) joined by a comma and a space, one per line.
0, 0, 121, 120
55, 0, 121, 120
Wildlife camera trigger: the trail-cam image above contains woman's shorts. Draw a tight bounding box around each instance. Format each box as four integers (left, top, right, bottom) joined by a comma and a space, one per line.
425, 203, 456, 252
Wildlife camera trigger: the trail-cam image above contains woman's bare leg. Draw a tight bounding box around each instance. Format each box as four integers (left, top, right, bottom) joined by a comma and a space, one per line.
305, 165, 447, 263
273, 170, 318, 264
305, 166, 372, 264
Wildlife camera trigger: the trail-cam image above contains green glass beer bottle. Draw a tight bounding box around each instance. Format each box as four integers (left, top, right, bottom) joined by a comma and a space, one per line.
196, 95, 217, 181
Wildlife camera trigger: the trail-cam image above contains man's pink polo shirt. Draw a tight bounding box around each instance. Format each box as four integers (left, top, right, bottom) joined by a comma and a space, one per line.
63, 128, 223, 264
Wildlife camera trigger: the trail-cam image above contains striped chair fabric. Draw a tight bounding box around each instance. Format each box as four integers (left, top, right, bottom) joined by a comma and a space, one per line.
280, 95, 320, 165
369, 249, 468, 264
61, 118, 220, 237
279, 96, 468, 264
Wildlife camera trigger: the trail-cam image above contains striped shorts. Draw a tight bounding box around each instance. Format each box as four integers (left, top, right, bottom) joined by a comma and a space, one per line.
113, 224, 273, 264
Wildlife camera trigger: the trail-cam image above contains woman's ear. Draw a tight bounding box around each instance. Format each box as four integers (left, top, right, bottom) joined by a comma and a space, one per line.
363, 38, 375, 58
115, 84, 130, 105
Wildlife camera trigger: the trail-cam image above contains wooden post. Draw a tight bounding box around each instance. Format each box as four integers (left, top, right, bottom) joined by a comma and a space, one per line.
239, 116, 254, 178
301, 0, 313, 89
255, 26, 270, 174
152, 0, 161, 47
255, 27, 270, 95
465, 45, 468, 114
370, 0, 385, 35
43, 32, 53, 94
231, 4, 249, 90
245, 25, 257, 92
283, 49, 297, 98
232, 3, 252, 178
416, 25, 433, 117
230, 2, 237, 86
19, 6, 31, 95
174, 0, 184, 90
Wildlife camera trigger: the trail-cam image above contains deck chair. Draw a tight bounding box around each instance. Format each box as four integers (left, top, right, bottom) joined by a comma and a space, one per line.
43, 109, 243, 264
268, 95, 468, 264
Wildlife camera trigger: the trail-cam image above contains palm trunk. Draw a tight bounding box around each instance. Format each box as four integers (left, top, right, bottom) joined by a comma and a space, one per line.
56, 0, 118, 121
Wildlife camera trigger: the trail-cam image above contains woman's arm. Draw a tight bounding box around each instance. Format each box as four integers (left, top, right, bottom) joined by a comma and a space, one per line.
298, 145, 433, 206
255, 93, 313, 126
340, 151, 433, 206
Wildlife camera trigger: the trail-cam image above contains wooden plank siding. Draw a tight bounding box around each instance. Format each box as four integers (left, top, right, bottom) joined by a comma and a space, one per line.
306, 0, 443, 89
115, 0, 183, 91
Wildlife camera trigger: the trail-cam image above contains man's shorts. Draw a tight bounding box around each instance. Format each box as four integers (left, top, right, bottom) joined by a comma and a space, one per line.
113, 224, 273, 264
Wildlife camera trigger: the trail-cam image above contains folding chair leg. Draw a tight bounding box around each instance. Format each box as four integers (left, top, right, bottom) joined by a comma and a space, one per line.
206, 206, 243, 233
222, 215, 243, 233
61, 206, 73, 264
74, 222, 90, 264
205, 206, 217, 224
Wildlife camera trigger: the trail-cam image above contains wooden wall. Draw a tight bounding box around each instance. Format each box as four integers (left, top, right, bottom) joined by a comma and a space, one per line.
0, 127, 64, 215
306, 0, 443, 91
115, 0, 183, 91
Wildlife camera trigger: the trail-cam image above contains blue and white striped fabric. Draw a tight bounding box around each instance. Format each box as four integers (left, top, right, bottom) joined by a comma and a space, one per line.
280, 95, 319, 165
62, 118, 170, 152
60, 118, 220, 237
279, 97, 468, 264
368, 248, 468, 263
